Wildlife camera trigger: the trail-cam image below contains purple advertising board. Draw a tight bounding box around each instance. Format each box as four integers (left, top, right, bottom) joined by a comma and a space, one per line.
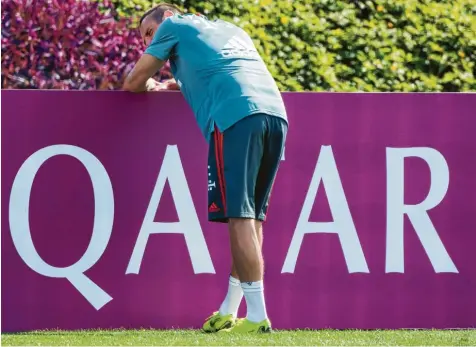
1, 91, 475, 332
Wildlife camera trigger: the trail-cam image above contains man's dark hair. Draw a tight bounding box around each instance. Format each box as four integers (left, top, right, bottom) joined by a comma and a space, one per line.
139, 3, 183, 26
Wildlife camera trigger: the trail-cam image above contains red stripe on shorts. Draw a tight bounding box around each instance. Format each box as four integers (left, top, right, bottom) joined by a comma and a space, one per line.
214, 129, 227, 214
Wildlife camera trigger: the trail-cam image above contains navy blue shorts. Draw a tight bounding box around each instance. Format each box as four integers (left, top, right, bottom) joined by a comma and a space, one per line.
207, 113, 288, 223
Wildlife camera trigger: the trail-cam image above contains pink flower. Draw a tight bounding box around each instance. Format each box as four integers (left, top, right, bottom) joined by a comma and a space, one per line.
1, 0, 172, 90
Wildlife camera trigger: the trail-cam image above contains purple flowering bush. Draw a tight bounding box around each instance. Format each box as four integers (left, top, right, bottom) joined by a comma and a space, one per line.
1, 0, 172, 90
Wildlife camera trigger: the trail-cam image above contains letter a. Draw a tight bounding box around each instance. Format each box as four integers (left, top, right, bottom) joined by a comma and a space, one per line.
282, 146, 369, 274
127, 145, 215, 275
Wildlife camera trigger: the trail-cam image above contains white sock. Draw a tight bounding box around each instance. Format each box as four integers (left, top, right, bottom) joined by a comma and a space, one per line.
241, 280, 268, 323
218, 276, 243, 317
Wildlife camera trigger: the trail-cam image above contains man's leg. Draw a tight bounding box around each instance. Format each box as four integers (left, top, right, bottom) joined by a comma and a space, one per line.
233, 115, 286, 327
229, 218, 269, 325
203, 119, 268, 331
218, 224, 263, 318
208, 114, 285, 332
203, 128, 238, 333
229, 219, 262, 281
219, 115, 278, 328
230, 222, 263, 278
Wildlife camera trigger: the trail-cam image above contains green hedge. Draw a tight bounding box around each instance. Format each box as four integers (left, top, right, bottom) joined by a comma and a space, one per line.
108, 0, 476, 92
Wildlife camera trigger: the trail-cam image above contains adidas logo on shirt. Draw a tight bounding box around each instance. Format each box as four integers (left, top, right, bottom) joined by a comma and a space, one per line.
221, 36, 258, 58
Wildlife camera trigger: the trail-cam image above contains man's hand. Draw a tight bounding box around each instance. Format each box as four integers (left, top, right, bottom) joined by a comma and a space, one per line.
146, 78, 161, 91
145, 78, 180, 92
123, 54, 165, 93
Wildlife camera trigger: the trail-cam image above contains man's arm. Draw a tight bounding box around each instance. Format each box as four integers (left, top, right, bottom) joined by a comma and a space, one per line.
123, 54, 165, 93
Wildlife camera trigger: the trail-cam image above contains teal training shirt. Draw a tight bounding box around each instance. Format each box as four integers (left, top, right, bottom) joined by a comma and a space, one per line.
144, 13, 288, 141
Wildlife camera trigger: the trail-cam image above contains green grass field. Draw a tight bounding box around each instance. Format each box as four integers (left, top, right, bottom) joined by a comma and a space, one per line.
2, 329, 476, 346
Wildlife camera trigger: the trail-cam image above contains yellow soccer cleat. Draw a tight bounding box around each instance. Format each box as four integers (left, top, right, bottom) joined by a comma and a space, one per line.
219, 317, 272, 333
202, 311, 236, 333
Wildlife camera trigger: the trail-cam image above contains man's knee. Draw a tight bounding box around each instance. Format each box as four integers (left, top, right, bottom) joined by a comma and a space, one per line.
228, 218, 259, 248
228, 218, 255, 233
